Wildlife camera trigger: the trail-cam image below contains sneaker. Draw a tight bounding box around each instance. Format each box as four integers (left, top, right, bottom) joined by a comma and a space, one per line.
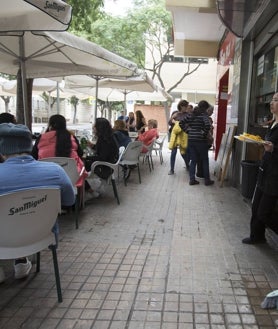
168, 169, 174, 175
189, 180, 200, 185
97, 184, 106, 195
14, 258, 32, 279
84, 191, 100, 202
0, 267, 5, 283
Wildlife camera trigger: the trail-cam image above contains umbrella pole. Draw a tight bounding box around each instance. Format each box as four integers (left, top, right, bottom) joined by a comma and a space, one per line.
56, 81, 60, 114
94, 76, 99, 120
48, 91, 51, 118
124, 90, 127, 114
19, 36, 29, 127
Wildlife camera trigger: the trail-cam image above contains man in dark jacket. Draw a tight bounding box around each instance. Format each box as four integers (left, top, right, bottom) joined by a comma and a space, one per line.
242, 93, 278, 244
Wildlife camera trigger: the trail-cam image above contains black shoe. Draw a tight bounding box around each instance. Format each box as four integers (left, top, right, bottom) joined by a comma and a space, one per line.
205, 179, 214, 186
168, 169, 174, 175
242, 237, 266, 245
189, 180, 199, 185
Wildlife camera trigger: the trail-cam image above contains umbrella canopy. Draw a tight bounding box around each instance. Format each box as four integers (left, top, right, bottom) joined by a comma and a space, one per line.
0, 30, 139, 126
64, 73, 172, 104
65, 72, 157, 93
0, 31, 139, 79
0, 77, 15, 96
95, 87, 173, 102
1, 78, 57, 94
1, 0, 72, 32
1, 77, 91, 101
64, 72, 160, 115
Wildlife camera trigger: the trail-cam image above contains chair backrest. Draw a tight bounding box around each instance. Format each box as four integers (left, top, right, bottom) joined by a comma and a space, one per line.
128, 131, 138, 140
89, 146, 126, 179
121, 141, 143, 162
156, 134, 167, 147
39, 157, 79, 185
143, 138, 156, 153
0, 187, 61, 259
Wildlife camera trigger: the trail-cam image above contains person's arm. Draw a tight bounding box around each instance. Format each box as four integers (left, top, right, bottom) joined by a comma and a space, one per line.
203, 115, 211, 134
179, 117, 189, 132
31, 135, 41, 159
138, 118, 147, 133
90, 139, 112, 162
73, 135, 84, 158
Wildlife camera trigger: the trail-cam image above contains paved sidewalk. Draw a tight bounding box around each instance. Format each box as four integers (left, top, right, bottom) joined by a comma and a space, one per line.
0, 147, 278, 329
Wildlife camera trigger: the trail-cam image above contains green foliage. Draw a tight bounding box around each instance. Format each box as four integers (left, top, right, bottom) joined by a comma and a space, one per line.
68, 0, 104, 34
89, 0, 172, 68
69, 95, 79, 106
0, 73, 16, 80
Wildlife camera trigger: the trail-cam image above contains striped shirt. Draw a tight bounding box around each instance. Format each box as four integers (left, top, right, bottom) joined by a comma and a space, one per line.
180, 114, 211, 142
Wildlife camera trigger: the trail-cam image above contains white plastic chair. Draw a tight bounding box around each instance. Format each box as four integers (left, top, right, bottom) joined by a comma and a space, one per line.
119, 141, 143, 186
141, 138, 156, 172
152, 134, 166, 164
89, 146, 125, 204
39, 157, 85, 229
0, 187, 63, 302
128, 131, 138, 140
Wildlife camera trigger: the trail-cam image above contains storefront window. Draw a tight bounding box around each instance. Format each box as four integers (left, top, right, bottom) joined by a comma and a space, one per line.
255, 46, 278, 125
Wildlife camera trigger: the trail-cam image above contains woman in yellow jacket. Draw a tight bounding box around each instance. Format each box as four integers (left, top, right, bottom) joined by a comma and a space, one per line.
168, 99, 190, 175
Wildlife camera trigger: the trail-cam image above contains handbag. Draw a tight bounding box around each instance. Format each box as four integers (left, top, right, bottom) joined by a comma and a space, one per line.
206, 131, 214, 146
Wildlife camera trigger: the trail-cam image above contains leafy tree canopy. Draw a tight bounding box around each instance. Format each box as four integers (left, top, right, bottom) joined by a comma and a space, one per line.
68, 0, 104, 34
87, 0, 172, 69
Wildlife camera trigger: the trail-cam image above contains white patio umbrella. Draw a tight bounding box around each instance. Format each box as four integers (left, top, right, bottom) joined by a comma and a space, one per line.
0, 30, 139, 127
95, 86, 173, 102
64, 71, 158, 115
1, 78, 57, 94
65, 73, 172, 102
0, 0, 72, 127
1, 0, 72, 32
65, 71, 156, 93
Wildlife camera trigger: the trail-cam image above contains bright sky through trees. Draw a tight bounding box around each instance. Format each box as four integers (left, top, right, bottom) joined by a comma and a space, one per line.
103, 0, 134, 16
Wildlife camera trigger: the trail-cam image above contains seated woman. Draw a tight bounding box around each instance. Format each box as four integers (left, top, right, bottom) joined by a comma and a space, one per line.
32, 114, 87, 188
113, 119, 131, 148
137, 119, 159, 153
85, 118, 119, 198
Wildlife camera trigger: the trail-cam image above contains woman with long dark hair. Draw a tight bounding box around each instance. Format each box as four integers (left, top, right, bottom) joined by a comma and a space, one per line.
84, 118, 119, 198
88, 117, 119, 166
32, 114, 86, 186
135, 110, 147, 133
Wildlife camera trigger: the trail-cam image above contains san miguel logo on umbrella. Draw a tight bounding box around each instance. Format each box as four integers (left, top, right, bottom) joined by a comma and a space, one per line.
44, 1, 66, 13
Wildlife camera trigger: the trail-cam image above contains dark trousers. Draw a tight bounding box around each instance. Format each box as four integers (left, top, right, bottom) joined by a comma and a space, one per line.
250, 186, 278, 239
188, 142, 210, 181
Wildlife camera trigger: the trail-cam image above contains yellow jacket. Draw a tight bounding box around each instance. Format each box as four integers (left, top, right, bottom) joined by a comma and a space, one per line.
168, 121, 188, 154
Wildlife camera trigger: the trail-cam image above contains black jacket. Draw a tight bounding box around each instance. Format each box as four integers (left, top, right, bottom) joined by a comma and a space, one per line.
259, 121, 278, 196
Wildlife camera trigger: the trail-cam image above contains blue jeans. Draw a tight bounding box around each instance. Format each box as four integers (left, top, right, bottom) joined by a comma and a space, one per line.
170, 147, 188, 171
188, 141, 210, 181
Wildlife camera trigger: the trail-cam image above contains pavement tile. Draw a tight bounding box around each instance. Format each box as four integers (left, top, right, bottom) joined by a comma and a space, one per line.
1, 148, 278, 328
